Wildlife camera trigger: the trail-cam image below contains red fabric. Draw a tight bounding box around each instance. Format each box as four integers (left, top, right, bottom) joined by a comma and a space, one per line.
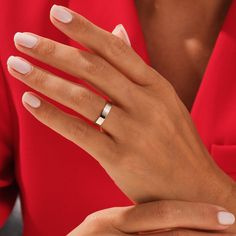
191, 1, 236, 180
0, 1, 148, 235
0, 0, 235, 235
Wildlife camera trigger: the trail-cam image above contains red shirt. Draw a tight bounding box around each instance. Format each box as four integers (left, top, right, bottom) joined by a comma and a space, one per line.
0, 1, 235, 235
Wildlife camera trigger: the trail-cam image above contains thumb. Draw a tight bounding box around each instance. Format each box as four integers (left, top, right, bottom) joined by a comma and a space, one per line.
112, 24, 131, 46
112, 200, 235, 233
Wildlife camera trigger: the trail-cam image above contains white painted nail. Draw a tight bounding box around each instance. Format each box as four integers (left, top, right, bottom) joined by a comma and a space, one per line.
50, 5, 73, 23
22, 93, 41, 108
7, 56, 32, 74
14, 33, 38, 48
218, 212, 235, 225
112, 24, 131, 46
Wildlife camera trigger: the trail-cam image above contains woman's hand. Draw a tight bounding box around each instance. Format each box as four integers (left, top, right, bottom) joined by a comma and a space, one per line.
67, 200, 235, 236
7, 5, 234, 205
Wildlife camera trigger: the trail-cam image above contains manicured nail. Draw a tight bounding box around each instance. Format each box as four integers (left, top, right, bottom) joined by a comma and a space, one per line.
22, 92, 41, 108
50, 5, 73, 23
218, 212, 235, 225
7, 56, 32, 74
112, 24, 131, 46
14, 33, 38, 48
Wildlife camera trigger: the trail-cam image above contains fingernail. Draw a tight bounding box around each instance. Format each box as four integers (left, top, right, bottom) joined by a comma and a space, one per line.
112, 24, 131, 46
14, 32, 38, 48
22, 92, 41, 108
50, 5, 73, 23
7, 56, 32, 74
218, 212, 235, 225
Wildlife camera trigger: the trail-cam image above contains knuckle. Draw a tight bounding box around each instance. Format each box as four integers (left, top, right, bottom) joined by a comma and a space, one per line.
68, 122, 88, 141
67, 210, 111, 236
36, 40, 56, 56
107, 36, 129, 57
150, 72, 176, 95
112, 206, 134, 228
83, 54, 107, 75
85, 60, 100, 75
121, 84, 142, 108
30, 69, 48, 89
84, 212, 102, 225
153, 201, 180, 222
83, 211, 107, 233
69, 87, 93, 107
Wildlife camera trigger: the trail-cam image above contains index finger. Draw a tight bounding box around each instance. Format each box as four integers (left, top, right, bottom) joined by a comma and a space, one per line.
50, 4, 157, 86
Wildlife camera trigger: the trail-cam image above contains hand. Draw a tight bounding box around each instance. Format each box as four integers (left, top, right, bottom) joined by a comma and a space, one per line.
67, 200, 235, 235
7, 5, 234, 204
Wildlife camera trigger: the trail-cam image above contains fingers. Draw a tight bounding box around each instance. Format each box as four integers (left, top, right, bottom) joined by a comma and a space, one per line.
67, 201, 235, 236
7, 56, 105, 121
21, 92, 115, 162
112, 201, 235, 233
13, 31, 136, 106
149, 229, 235, 236
7, 56, 125, 134
49, 5, 156, 85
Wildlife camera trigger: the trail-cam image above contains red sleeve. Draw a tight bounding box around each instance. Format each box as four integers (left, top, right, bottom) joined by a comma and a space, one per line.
0, 61, 17, 228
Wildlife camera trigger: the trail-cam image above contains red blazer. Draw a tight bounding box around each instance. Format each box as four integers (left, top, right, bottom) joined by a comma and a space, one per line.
191, 1, 236, 180
0, 1, 235, 235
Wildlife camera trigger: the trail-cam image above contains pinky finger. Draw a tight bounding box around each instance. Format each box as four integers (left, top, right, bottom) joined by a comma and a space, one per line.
22, 92, 115, 162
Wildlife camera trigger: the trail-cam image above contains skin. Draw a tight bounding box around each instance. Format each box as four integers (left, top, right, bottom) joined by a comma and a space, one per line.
135, 0, 232, 110
68, 201, 235, 236
6, 3, 236, 235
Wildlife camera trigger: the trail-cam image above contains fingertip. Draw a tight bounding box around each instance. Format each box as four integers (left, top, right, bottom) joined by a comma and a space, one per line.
22, 92, 41, 109
112, 24, 131, 46
50, 4, 73, 24
217, 211, 235, 226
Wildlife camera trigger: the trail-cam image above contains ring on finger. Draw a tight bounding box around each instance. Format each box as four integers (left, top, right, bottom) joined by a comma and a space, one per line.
95, 102, 112, 127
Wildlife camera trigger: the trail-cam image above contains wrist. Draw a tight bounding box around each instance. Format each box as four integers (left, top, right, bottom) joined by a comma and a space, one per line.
199, 163, 236, 232
189, 157, 235, 206
203, 165, 234, 205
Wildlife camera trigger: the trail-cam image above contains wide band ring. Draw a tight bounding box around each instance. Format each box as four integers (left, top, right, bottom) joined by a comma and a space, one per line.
95, 102, 112, 126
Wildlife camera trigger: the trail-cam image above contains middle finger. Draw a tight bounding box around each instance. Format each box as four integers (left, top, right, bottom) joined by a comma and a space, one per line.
13, 32, 136, 107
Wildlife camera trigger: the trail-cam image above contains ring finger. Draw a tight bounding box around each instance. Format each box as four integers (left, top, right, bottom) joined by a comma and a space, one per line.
21, 92, 116, 164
